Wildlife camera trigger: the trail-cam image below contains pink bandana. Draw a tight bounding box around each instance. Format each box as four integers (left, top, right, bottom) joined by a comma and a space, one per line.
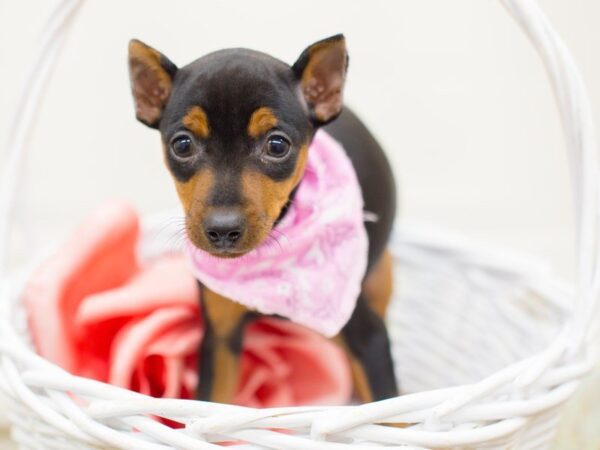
186, 130, 368, 337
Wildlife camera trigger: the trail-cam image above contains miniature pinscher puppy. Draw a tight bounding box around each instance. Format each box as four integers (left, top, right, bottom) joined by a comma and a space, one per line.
128, 35, 398, 403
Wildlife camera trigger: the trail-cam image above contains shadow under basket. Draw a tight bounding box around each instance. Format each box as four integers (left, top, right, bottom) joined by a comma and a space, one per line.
1, 0, 600, 448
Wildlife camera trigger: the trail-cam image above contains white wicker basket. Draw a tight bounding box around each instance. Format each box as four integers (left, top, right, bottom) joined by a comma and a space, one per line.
0, 0, 599, 448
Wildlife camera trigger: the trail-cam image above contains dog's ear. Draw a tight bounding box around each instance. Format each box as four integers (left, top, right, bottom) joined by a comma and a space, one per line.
292, 34, 348, 126
128, 39, 178, 129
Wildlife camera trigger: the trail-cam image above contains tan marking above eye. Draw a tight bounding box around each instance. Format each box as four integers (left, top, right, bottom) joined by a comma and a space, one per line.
247, 107, 278, 138
183, 106, 210, 139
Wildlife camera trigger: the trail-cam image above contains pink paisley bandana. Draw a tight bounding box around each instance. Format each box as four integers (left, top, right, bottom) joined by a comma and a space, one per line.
187, 130, 369, 337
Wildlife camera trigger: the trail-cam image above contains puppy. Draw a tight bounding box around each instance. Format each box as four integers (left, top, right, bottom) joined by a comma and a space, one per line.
128, 34, 398, 403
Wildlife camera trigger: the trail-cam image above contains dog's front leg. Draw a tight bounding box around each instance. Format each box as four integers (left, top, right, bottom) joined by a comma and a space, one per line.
197, 284, 256, 403
336, 250, 398, 402
340, 296, 398, 402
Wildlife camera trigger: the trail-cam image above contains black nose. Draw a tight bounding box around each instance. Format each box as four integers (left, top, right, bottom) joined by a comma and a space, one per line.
204, 210, 245, 248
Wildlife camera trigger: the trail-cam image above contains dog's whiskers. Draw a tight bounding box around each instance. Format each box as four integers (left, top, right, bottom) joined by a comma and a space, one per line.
153, 216, 188, 250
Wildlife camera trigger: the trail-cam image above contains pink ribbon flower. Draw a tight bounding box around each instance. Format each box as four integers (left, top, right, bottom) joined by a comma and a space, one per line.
23, 201, 352, 407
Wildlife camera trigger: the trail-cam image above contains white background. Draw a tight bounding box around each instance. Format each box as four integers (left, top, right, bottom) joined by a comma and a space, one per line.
3, 0, 598, 279
1, 0, 599, 447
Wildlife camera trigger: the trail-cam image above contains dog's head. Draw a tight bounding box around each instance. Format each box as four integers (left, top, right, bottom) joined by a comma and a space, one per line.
128, 35, 348, 257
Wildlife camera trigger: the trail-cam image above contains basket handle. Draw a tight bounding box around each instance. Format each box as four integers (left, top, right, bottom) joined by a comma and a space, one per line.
500, 0, 600, 353
1, 0, 599, 345
0, 0, 83, 276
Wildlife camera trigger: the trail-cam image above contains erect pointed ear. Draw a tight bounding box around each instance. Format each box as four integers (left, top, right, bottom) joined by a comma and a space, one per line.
128, 39, 178, 129
292, 34, 348, 126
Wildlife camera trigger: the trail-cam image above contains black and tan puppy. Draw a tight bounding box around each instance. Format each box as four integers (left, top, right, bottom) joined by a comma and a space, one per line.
128, 35, 398, 403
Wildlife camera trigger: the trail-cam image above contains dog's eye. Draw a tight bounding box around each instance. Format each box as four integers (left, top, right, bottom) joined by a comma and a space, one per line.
265, 135, 291, 158
171, 135, 194, 158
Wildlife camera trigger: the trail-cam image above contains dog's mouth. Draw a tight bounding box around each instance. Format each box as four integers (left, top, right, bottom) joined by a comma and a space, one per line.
205, 247, 250, 259
188, 235, 253, 259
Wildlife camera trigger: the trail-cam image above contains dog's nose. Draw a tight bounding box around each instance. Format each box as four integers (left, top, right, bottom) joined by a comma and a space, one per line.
204, 210, 245, 248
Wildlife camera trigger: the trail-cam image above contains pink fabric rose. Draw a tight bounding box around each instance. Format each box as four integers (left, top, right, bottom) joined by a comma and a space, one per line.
23, 201, 352, 407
